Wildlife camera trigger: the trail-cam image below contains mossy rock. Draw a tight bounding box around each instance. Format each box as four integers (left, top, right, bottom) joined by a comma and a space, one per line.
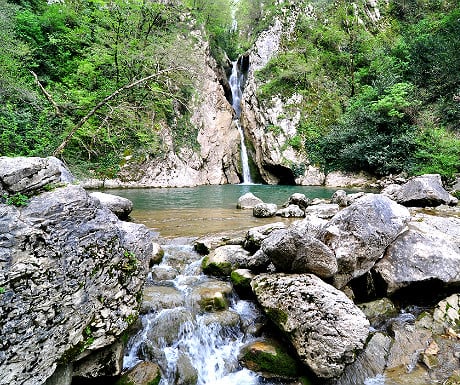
116, 361, 161, 385
239, 339, 301, 379
201, 256, 233, 277
231, 269, 255, 297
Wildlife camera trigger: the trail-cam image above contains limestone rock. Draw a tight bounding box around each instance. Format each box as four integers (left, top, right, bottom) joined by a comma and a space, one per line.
238, 338, 301, 379
304, 203, 340, 219
288, 216, 328, 238
253, 203, 278, 218
251, 273, 370, 379
237, 193, 264, 209
319, 194, 410, 288
89, 191, 133, 219
257, 229, 337, 278
374, 221, 460, 295
0, 183, 155, 385
190, 280, 233, 312
331, 190, 366, 207
285, 193, 310, 210
230, 269, 255, 296
116, 361, 161, 385
243, 222, 287, 253
0, 156, 71, 194
193, 230, 246, 255
141, 285, 185, 314
276, 204, 305, 218
324, 171, 374, 187
382, 174, 458, 207
358, 298, 398, 326
201, 245, 251, 277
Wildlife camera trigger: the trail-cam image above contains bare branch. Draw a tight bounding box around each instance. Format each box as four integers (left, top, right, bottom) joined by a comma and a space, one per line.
53, 67, 187, 156
30, 70, 61, 116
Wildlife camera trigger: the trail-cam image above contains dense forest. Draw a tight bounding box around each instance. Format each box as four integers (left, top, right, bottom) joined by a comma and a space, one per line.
0, 0, 459, 182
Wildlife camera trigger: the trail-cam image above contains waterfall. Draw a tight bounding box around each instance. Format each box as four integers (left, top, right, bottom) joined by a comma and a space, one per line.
229, 61, 252, 184
123, 239, 272, 385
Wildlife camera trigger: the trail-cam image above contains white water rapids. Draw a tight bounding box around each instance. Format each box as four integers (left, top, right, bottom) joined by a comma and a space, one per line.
123, 239, 275, 385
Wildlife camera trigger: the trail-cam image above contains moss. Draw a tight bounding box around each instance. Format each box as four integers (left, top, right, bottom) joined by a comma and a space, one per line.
148, 372, 161, 385
201, 257, 233, 277
241, 342, 300, 378
266, 307, 288, 327
230, 271, 251, 288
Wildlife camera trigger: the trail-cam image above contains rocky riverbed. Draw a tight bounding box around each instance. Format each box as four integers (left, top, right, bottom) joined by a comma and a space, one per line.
1, 156, 459, 385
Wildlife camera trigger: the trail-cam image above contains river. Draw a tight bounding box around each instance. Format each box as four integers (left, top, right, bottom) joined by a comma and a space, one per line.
106, 184, 354, 238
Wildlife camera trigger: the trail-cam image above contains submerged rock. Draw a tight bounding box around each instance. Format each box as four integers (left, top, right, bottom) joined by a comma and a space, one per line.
251, 273, 369, 379
319, 194, 410, 288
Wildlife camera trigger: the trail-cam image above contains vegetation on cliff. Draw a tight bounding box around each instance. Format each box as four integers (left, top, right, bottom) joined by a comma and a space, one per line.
256, 0, 460, 180
0, 0, 459, 181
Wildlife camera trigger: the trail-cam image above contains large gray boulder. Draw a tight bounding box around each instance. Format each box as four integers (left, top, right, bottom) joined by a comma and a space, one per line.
255, 228, 337, 278
0, 183, 156, 385
237, 193, 263, 209
243, 222, 287, 253
89, 191, 133, 219
382, 174, 458, 207
0, 156, 73, 195
374, 220, 460, 295
251, 273, 370, 379
318, 194, 410, 288
253, 203, 278, 218
201, 245, 251, 276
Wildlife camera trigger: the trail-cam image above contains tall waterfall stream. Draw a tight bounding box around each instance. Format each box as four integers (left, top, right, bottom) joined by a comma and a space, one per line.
123, 238, 277, 385
229, 60, 252, 185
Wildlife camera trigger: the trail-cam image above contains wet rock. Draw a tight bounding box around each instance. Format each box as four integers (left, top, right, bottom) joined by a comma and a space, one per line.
150, 265, 178, 281
141, 285, 185, 313
89, 192, 133, 219
374, 221, 460, 295
253, 203, 278, 218
252, 273, 369, 379
382, 174, 458, 207
116, 361, 161, 385
304, 203, 340, 219
328, 333, 392, 385
147, 308, 192, 345
243, 222, 287, 253
201, 245, 251, 277
149, 243, 164, 266
358, 298, 398, 326
256, 229, 337, 278
276, 204, 305, 218
231, 269, 255, 297
200, 310, 240, 328
0, 156, 71, 195
239, 338, 301, 379
319, 194, 410, 288
237, 193, 263, 209
176, 352, 198, 385
191, 280, 233, 312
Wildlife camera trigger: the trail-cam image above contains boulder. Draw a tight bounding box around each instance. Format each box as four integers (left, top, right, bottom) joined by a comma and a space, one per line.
253, 203, 278, 218
237, 193, 263, 209
190, 280, 233, 312
238, 338, 301, 379
288, 216, 328, 238
201, 245, 251, 277
284, 193, 310, 210
331, 190, 366, 207
251, 273, 370, 379
382, 174, 458, 207
358, 298, 398, 326
141, 285, 185, 314
318, 194, 410, 288
256, 229, 337, 278
193, 230, 246, 255
89, 191, 133, 219
373, 221, 460, 296
0, 183, 155, 385
276, 204, 305, 218
243, 222, 287, 253
0, 156, 72, 195
115, 361, 161, 385
230, 269, 255, 297
304, 203, 340, 219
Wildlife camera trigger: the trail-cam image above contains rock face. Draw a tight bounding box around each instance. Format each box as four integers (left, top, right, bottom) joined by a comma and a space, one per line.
0, 157, 156, 385
382, 174, 458, 207
374, 219, 460, 295
251, 273, 370, 379
319, 194, 410, 288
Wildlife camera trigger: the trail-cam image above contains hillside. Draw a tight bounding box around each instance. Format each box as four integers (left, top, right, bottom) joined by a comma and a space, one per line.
0, 0, 459, 185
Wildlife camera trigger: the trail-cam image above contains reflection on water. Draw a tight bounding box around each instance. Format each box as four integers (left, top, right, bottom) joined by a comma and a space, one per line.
104, 185, 359, 238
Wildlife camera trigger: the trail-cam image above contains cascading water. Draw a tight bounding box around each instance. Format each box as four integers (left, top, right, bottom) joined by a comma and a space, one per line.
229, 61, 252, 185
123, 238, 273, 385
